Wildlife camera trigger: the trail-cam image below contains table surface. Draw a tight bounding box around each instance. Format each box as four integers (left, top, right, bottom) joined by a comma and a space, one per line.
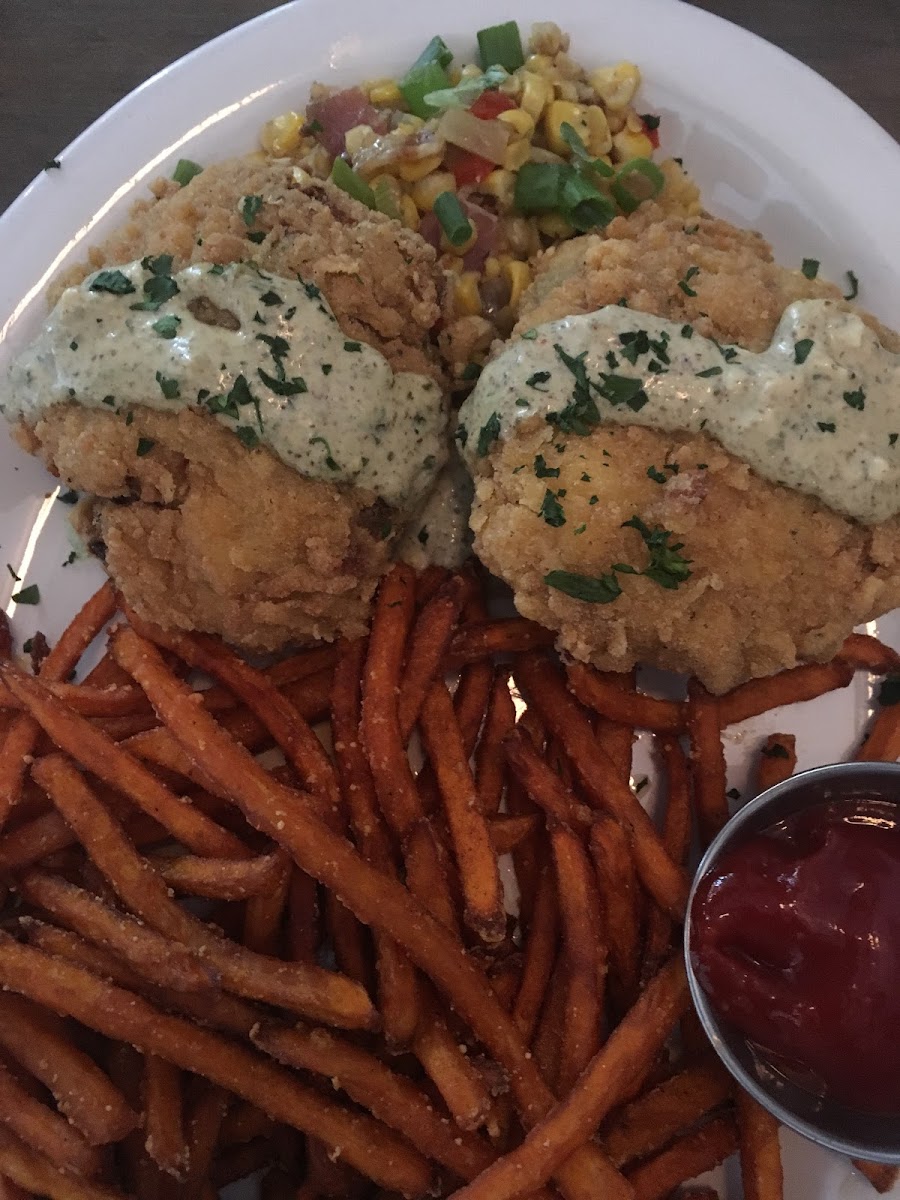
0, 0, 897, 214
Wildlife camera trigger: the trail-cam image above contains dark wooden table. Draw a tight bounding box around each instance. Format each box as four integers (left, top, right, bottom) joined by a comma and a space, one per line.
1, 0, 897, 213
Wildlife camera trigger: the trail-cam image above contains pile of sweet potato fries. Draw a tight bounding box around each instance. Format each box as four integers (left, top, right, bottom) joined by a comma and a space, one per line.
0, 564, 895, 1200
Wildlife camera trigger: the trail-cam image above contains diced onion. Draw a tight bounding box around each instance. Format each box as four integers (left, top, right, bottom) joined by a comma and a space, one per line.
437, 109, 510, 165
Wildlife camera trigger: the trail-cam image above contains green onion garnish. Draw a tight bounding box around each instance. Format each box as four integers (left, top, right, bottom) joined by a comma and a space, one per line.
400, 59, 451, 119
514, 161, 616, 232
330, 158, 376, 209
514, 163, 565, 213
172, 159, 203, 187
372, 177, 400, 220
433, 192, 473, 247
410, 35, 454, 70
610, 158, 665, 214
476, 21, 525, 72
560, 170, 616, 231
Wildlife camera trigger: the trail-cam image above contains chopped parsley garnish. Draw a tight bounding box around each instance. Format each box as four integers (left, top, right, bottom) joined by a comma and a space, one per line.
476, 412, 501, 457
843, 387, 866, 410
247, 231, 266, 244
696, 366, 722, 378
891, 434, 899, 447
596, 374, 648, 412
101, 395, 115, 407
844, 270, 859, 301
228, 374, 255, 409
546, 344, 600, 434
257, 333, 289, 361
125, 411, 134, 426
618, 330, 650, 365
710, 338, 738, 362
209, 264, 225, 276
526, 371, 551, 389
306, 118, 324, 134
574, 523, 586, 535
761, 742, 791, 760
258, 369, 307, 397
136, 438, 155, 457
131, 255, 179, 311
172, 158, 203, 186
455, 425, 468, 447
6, 564, 20, 581
240, 194, 264, 226
417, 528, 429, 546
89, 270, 136, 296
878, 675, 900, 707
235, 426, 260, 449
539, 489, 566, 527
534, 454, 560, 479
44, 159, 61, 171
321, 364, 332, 376
727, 788, 741, 801
646, 465, 668, 484
69, 340, 78, 351
343, 341, 362, 352
794, 338, 814, 365
310, 436, 339, 471
581, 472, 591, 482
678, 265, 700, 296
589, 495, 599, 505
259, 291, 282, 306
152, 314, 181, 339
621, 514, 693, 589
639, 112, 660, 130
681, 324, 694, 338
817, 421, 836, 433
57, 489, 79, 505
521, 328, 538, 340
605, 351, 619, 371
155, 371, 180, 400
544, 569, 622, 604
12, 584, 40, 605
801, 258, 820, 280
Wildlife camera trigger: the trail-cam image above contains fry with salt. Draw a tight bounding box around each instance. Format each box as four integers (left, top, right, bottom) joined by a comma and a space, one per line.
566, 662, 686, 732
851, 1159, 900, 1193
142, 1056, 188, 1179
0, 1058, 101, 1178
397, 572, 471, 741
687, 679, 729, 846
736, 1088, 783, 1200
475, 668, 517, 817
0, 1127, 124, 1200
590, 816, 641, 1011
627, 1114, 739, 1200
719, 661, 854, 726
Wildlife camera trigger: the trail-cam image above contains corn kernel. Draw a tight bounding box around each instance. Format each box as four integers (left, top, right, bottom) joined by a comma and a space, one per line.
444, 256, 465, 276
367, 79, 402, 107
584, 107, 612, 156
397, 153, 443, 182
625, 108, 646, 134
344, 124, 376, 158
554, 80, 580, 103
611, 129, 654, 163
454, 272, 483, 317
503, 260, 531, 310
260, 111, 305, 157
543, 100, 588, 156
483, 256, 502, 280
460, 63, 482, 79
399, 195, 420, 230
520, 72, 553, 120
497, 108, 535, 140
410, 170, 456, 212
525, 53, 554, 75
479, 169, 516, 211
536, 211, 575, 239
396, 115, 425, 134
502, 139, 531, 172
500, 216, 541, 258
590, 62, 641, 111
606, 110, 627, 135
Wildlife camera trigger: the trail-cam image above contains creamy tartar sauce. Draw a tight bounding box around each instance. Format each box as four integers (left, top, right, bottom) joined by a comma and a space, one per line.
1, 259, 447, 514
457, 299, 900, 524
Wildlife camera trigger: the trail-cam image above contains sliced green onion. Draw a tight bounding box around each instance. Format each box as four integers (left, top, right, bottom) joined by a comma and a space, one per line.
400, 60, 451, 118
476, 21, 525, 72
433, 192, 473, 247
372, 177, 400, 220
560, 171, 616, 231
411, 35, 454, 70
172, 158, 203, 186
560, 122, 614, 177
610, 157, 665, 214
513, 163, 565, 213
424, 64, 509, 111
330, 158, 376, 209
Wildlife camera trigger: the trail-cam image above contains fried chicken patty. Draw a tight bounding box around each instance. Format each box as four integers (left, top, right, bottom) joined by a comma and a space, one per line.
18, 162, 446, 649
470, 206, 900, 692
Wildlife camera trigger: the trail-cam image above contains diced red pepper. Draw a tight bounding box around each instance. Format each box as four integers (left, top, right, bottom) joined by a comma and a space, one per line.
469, 90, 517, 120
445, 145, 496, 188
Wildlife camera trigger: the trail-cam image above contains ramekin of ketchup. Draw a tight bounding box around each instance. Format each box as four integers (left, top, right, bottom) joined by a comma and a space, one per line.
685, 762, 900, 1163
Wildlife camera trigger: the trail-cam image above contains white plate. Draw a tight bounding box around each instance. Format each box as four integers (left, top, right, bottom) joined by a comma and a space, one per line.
1, 1, 899, 1196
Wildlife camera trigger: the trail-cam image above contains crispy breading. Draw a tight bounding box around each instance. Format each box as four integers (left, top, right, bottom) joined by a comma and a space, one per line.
471, 210, 900, 692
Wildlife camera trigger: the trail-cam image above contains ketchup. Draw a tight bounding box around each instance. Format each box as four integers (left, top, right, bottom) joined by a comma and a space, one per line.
691, 797, 900, 1113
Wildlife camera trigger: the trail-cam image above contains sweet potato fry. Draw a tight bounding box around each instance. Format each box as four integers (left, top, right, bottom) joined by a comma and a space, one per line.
601, 1059, 732, 1168
219, 1101, 273, 1147
627, 1114, 739, 1200
719, 661, 854, 726
110, 627, 632, 1200
420, 681, 506, 945
836, 633, 900, 674
148, 849, 285, 900
404, 818, 462, 938
415, 564, 450, 606
31, 754, 376, 1030
736, 1089, 783, 1200
242, 848, 292, 955
475, 669, 517, 816
181, 1084, 229, 1196
857, 694, 900, 763
566, 662, 686, 733
325, 893, 371, 988
590, 816, 641, 1011
515, 654, 689, 919
0, 615, 10, 661
687, 680, 729, 846
513, 866, 559, 1043
531, 952, 568, 1095
142, 1056, 187, 1179
488, 813, 542, 854
455, 659, 495, 760
413, 996, 495, 1133
2, 665, 247, 858
0, 1175, 29, 1200
360, 565, 422, 838
0, 993, 137, 1145
398, 572, 472, 741
451, 956, 689, 1200
17, 871, 218, 993
0, 1058, 101, 1178
0, 679, 148, 718
754, 734, 797, 794
505, 730, 592, 828
0, 583, 117, 829
254, 1021, 496, 1180
643, 737, 693, 981
551, 821, 605, 1095
0, 934, 431, 1197
445, 618, 555, 670
0, 1127, 124, 1200
851, 1159, 900, 1193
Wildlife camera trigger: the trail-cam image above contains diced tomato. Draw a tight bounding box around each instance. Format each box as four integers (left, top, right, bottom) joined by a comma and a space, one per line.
469, 90, 517, 120
640, 116, 661, 149
445, 145, 496, 188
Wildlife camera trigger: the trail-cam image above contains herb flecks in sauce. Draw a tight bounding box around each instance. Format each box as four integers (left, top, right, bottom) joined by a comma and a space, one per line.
457, 299, 900, 524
